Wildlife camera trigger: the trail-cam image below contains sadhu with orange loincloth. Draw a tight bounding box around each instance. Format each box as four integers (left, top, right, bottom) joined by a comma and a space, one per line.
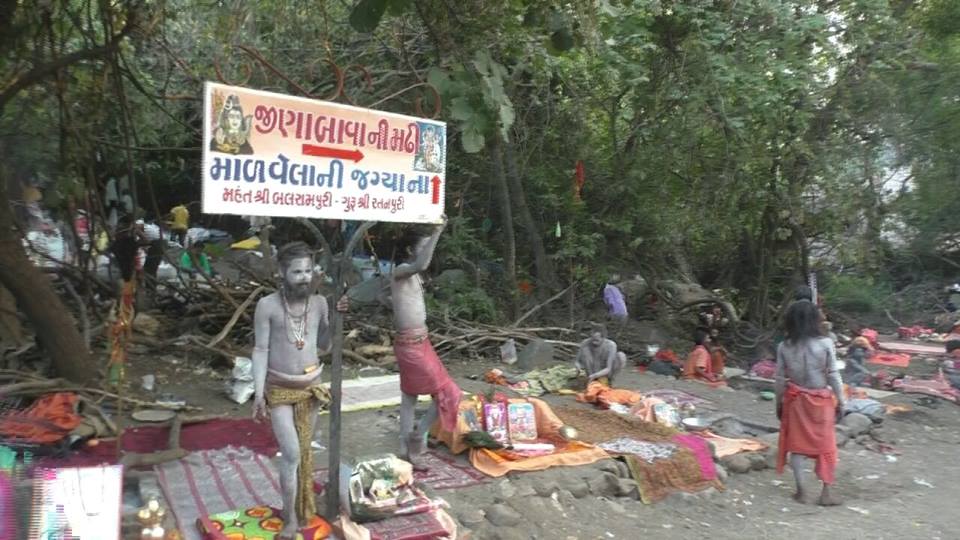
775, 300, 846, 506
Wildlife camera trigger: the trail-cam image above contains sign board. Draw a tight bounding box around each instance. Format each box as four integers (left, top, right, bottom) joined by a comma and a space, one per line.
202, 82, 446, 223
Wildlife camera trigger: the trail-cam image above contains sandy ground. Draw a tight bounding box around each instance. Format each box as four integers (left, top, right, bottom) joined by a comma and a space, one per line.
116, 338, 960, 540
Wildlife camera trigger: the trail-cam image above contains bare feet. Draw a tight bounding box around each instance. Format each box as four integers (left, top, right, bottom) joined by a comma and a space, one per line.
278, 511, 298, 540
818, 484, 842, 506
407, 431, 428, 457
793, 488, 807, 504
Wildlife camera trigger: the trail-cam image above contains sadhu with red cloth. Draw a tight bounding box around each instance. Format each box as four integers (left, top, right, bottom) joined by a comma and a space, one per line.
682, 329, 724, 385
775, 300, 846, 506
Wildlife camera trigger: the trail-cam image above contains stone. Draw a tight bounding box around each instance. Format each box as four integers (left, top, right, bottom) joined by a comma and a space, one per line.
840, 413, 873, 437
615, 460, 631, 478
715, 464, 729, 482
513, 481, 537, 498
533, 481, 559, 497
493, 529, 529, 540
747, 452, 768, 471
516, 339, 555, 371
587, 472, 621, 497
607, 499, 627, 514
617, 478, 640, 499
499, 479, 517, 499
458, 508, 486, 527
561, 480, 589, 499
485, 504, 522, 527
765, 451, 778, 470
595, 460, 620, 475
721, 454, 752, 474
758, 432, 780, 446
835, 424, 852, 448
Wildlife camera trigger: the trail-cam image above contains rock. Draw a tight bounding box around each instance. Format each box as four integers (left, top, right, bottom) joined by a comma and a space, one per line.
556, 489, 577, 508
485, 504, 522, 527
758, 432, 780, 446
492, 529, 528, 540
499, 479, 517, 499
765, 451, 778, 470
607, 499, 627, 514
595, 460, 620, 475
533, 481, 559, 497
458, 508, 486, 527
747, 452, 768, 471
721, 454, 752, 474
615, 460, 631, 478
516, 339, 555, 371
513, 481, 537, 498
561, 480, 589, 499
587, 472, 621, 497
715, 464, 729, 482
835, 424, 852, 448
617, 478, 640, 499
840, 413, 873, 437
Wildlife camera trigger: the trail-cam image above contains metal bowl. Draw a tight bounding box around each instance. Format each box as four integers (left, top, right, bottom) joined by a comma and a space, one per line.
681, 417, 711, 432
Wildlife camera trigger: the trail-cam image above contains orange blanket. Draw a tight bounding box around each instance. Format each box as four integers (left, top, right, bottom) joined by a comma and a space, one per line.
432, 397, 608, 476
776, 383, 838, 484
575, 381, 642, 408
868, 352, 911, 368
695, 431, 768, 458
0, 393, 81, 444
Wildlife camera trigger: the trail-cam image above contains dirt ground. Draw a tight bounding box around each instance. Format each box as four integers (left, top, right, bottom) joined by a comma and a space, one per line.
116, 329, 960, 540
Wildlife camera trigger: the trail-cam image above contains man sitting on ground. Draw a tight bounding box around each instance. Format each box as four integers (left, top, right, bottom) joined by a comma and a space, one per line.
575, 324, 627, 386
180, 241, 214, 281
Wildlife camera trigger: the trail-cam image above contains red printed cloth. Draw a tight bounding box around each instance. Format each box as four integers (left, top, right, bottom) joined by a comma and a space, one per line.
0, 392, 81, 444
868, 352, 911, 368
777, 383, 838, 485
394, 330, 461, 432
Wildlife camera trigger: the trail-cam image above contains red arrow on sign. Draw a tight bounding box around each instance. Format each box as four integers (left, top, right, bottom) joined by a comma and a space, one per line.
301, 144, 365, 162
431, 176, 442, 205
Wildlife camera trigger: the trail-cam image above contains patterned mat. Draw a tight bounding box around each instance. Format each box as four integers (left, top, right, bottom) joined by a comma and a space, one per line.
313, 450, 487, 492
157, 446, 283, 540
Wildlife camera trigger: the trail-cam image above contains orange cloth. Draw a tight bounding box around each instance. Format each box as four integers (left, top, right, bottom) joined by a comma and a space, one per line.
710, 348, 727, 376
695, 431, 768, 458
0, 393, 81, 444
776, 383, 838, 484
432, 397, 608, 476
575, 381, 642, 408
868, 353, 911, 368
682, 346, 712, 380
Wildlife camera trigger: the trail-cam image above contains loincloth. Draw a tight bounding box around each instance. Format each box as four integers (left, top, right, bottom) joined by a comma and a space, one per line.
266, 384, 330, 522
776, 382, 838, 484
394, 328, 461, 432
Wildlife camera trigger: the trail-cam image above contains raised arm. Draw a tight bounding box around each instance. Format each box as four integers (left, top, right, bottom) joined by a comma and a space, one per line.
392, 220, 445, 279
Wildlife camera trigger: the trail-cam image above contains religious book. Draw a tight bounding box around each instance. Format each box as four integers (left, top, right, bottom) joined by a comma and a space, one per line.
507, 402, 537, 442
462, 407, 483, 432
482, 402, 509, 444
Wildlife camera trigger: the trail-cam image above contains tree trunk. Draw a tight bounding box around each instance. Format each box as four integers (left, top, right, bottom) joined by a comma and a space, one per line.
0, 180, 97, 384
503, 141, 557, 292
491, 138, 518, 317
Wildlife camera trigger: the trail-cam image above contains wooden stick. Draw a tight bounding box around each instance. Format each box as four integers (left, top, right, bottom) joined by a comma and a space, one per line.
343, 349, 389, 368
207, 286, 265, 348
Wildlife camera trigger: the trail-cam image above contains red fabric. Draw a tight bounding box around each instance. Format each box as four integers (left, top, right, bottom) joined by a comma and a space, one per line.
777, 383, 838, 484
0, 392, 81, 444
394, 338, 462, 432
654, 349, 679, 364
710, 348, 727, 376
897, 326, 933, 339
37, 419, 278, 468
868, 353, 911, 368
750, 359, 777, 379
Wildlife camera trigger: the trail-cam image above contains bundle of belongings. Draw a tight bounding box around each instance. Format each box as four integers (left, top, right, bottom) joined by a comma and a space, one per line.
575, 381, 686, 429
433, 395, 607, 477
483, 365, 579, 397
340, 454, 449, 523
898, 325, 935, 340
0, 392, 111, 457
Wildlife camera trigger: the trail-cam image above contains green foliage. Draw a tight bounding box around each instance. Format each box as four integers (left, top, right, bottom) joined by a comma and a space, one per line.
349, 0, 390, 33
823, 275, 893, 314
427, 286, 499, 323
